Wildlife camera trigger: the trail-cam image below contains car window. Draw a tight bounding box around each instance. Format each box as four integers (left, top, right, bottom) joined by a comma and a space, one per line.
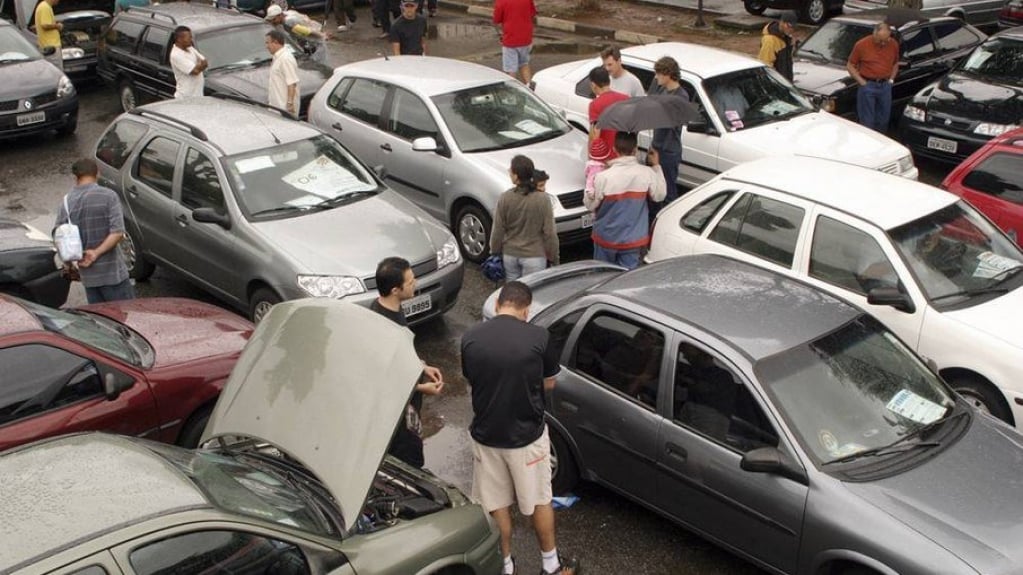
387, 88, 440, 142
181, 148, 225, 211
338, 78, 388, 127
196, 24, 284, 70
130, 531, 310, 575
0, 25, 42, 62
135, 136, 181, 198
106, 19, 145, 53
708, 193, 805, 267
574, 74, 594, 99
67, 566, 107, 575
962, 152, 1023, 205
932, 21, 981, 54
326, 76, 354, 110
623, 64, 654, 92
796, 21, 870, 63
900, 27, 936, 61
810, 216, 899, 295
0, 345, 103, 425
703, 67, 814, 131
96, 119, 149, 169
959, 37, 1023, 85
139, 26, 171, 63
547, 308, 584, 363
680, 191, 735, 234
572, 312, 664, 410
672, 341, 777, 452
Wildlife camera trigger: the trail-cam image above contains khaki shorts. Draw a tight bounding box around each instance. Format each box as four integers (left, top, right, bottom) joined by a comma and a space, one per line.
471, 426, 553, 515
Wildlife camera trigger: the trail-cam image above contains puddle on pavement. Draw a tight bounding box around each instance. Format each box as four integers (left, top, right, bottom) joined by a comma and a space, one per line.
427, 22, 500, 41
532, 41, 605, 55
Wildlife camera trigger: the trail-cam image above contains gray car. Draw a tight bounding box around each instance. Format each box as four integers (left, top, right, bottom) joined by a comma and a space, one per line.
844, 0, 1005, 29
484, 255, 1023, 575
94, 97, 463, 323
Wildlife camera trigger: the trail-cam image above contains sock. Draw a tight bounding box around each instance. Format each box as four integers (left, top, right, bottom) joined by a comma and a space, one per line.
503, 555, 514, 575
541, 549, 560, 573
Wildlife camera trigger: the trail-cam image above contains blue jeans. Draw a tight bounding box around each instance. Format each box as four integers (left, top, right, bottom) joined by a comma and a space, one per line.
503, 255, 547, 281
656, 149, 682, 214
856, 80, 892, 133
85, 278, 135, 304
593, 245, 641, 270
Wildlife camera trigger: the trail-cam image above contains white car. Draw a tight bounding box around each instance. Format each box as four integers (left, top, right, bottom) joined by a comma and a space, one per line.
308, 56, 591, 263
647, 156, 1023, 427
532, 42, 919, 188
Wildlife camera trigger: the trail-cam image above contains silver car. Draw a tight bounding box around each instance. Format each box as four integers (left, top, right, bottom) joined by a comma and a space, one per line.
308, 56, 592, 263
94, 97, 463, 323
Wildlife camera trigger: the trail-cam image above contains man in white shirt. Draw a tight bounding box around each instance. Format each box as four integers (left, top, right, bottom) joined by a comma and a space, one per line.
601, 46, 644, 98
169, 26, 208, 99
265, 29, 300, 116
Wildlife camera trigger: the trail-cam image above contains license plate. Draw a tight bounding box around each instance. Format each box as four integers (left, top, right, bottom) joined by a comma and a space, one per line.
16, 111, 45, 126
581, 213, 593, 228
927, 136, 957, 154
401, 293, 432, 317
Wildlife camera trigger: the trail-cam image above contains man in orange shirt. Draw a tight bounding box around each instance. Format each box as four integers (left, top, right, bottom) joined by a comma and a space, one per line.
847, 21, 900, 132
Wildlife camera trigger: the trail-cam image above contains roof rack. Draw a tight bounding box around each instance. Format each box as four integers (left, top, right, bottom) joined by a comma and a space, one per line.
128, 108, 208, 141
125, 6, 177, 24
210, 93, 297, 120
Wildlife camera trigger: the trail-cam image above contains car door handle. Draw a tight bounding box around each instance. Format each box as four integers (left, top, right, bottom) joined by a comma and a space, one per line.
331, 122, 343, 132
560, 400, 579, 414
380, 143, 392, 151
175, 213, 189, 227
126, 185, 138, 198
665, 442, 687, 462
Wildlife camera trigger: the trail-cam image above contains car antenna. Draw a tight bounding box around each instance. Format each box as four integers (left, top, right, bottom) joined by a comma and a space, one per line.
250, 110, 281, 145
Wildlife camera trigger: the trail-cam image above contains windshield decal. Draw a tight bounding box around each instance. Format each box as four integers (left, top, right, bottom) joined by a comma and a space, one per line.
973, 251, 1023, 279
235, 156, 276, 174
282, 154, 363, 198
886, 389, 946, 425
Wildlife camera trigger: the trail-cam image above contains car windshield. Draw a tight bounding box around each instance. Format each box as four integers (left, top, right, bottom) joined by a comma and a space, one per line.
0, 26, 42, 64
958, 37, 1023, 86
431, 81, 571, 153
224, 135, 381, 219
703, 67, 814, 131
797, 20, 872, 64
17, 298, 153, 368
888, 201, 1023, 304
196, 24, 287, 70
757, 316, 956, 465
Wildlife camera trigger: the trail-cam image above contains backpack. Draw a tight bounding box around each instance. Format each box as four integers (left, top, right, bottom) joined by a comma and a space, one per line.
481, 254, 505, 282
53, 194, 83, 263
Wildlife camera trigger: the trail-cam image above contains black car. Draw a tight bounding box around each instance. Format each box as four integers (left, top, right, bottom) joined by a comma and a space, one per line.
793, 9, 986, 125
899, 27, 1023, 164
742, 0, 844, 25
1, 0, 112, 82
0, 19, 78, 138
96, 2, 331, 116
0, 217, 70, 308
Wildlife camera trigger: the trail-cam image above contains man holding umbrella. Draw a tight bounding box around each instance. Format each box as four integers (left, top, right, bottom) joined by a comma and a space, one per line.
647, 56, 690, 209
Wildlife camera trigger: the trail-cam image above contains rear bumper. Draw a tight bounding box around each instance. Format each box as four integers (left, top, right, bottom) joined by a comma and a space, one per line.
0, 96, 78, 139
899, 118, 991, 165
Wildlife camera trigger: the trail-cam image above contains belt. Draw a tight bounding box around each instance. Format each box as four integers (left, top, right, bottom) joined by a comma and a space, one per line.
864, 78, 890, 82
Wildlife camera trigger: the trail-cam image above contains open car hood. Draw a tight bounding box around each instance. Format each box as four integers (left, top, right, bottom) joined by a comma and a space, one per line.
201, 299, 423, 531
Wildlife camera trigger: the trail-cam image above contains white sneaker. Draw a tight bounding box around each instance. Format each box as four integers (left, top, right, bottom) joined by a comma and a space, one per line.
337, 24, 349, 31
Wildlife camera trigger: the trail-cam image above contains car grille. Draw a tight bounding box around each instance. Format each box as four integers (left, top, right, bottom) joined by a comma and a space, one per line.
926, 112, 972, 132
0, 91, 59, 114
558, 227, 593, 244
558, 190, 585, 209
362, 257, 438, 290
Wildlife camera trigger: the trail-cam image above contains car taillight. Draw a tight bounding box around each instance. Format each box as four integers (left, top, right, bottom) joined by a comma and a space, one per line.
1002, 0, 1023, 18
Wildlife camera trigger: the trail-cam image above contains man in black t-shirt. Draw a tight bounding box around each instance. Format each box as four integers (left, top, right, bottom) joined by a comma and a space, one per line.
370, 257, 444, 468
389, 0, 427, 55
461, 282, 579, 575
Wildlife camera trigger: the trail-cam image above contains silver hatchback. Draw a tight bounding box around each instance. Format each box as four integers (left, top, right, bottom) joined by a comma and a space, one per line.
94, 97, 463, 322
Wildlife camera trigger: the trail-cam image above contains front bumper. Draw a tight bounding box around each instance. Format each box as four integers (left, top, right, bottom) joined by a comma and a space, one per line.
0, 95, 78, 139
63, 56, 99, 82
554, 198, 593, 245
328, 259, 464, 326
899, 118, 991, 165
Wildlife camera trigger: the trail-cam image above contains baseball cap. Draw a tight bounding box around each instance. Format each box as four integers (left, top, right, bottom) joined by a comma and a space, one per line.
265, 5, 283, 19
780, 12, 797, 24
589, 138, 611, 161
401, 0, 417, 6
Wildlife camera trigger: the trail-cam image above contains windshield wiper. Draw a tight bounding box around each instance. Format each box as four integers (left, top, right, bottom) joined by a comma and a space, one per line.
250, 205, 323, 218
211, 59, 268, 71
312, 189, 379, 209
823, 410, 964, 466
798, 48, 830, 62
930, 285, 1011, 303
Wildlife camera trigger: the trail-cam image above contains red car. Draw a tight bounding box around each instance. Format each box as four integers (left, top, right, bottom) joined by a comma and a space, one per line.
942, 127, 1023, 247
0, 295, 252, 452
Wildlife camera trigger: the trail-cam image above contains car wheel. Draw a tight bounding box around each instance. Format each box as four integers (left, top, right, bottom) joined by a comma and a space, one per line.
950, 375, 1011, 423
743, 0, 767, 15
550, 428, 579, 495
801, 0, 827, 24
56, 115, 77, 137
119, 79, 139, 112
454, 203, 492, 264
249, 286, 282, 323
177, 405, 213, 448
121, 226, 155, 282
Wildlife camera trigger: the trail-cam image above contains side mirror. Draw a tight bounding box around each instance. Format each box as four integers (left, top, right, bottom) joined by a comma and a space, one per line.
867, 286, 915, 313
687, 118, 714, 135
411, 136, 438, 153
740, 447, 808, 485
41, 45, 56, 56
373, 164, 388, 180
192, 207, 231, 229
102, 371, 134, 401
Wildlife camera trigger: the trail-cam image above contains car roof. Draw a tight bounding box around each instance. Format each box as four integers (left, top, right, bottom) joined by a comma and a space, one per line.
0, 434, 206, 571
593, 255, 862, 361
0, 295, 43, 336
334, 56, 513, 96
833, 7, 947, 28
719, 156, 957, 230
620, 42, 761, 79
132, 97, 323, 155
121, 3, 261, 32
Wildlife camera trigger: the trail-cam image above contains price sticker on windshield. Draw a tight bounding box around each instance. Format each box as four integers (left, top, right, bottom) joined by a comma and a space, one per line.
973, 251, 1023, 279
886, 389, 945, 424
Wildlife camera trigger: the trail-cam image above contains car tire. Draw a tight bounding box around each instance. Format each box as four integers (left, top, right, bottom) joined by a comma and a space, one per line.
800, 0, 827, 24
119, 79, 139, 113
743, 0, 767, 15
550, 427, 580, 496
249, 286, 282, 323
454, 202, 492, 264
950, 374, 1011, 423
56, 115, 77, 137
178, 405, 213, 448
121, 226, 156, 282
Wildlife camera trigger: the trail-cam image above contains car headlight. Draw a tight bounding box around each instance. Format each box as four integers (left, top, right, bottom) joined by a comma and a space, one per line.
437, 236, 460, 268
974, 122, 1019, 137
807, 93, 836, 113
61, 47, 85, 60
56, 74, 75, 99
897, 154, 915, 174
297, 275, 365, 298
903, 105, 926, 123
547, 193, 561, 209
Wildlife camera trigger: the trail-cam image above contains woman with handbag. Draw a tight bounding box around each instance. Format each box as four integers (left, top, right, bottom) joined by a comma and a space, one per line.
489, 155, 559, 281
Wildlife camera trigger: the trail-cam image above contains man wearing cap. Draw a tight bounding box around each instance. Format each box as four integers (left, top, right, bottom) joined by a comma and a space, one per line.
587, 66, 629, 160
266, 4, 329, 65
847, 21, 899, 132
390, 0, 427, 55
758, 12, 797, 81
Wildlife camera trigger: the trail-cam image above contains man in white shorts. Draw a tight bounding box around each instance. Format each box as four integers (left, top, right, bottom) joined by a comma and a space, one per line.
493, 0, 536, 85
461, 281, 579, 575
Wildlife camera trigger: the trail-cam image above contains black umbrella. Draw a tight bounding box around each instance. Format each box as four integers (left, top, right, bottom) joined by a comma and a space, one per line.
595, 95, 702, 132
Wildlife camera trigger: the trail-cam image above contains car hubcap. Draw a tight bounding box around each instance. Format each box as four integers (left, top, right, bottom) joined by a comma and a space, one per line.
253, 300, 275, 323
956, 389, 991, 415
459, 213, 486, 258
120, 233, 137, 272
810, 0, 824, 21
121, 87, 136, 111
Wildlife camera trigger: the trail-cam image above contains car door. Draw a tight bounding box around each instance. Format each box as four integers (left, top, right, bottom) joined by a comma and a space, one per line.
550, 304, 670, 496
318, 76, 387, 171
895, 25, 947, 108
655, 334, 806, 574
378, 86, 447, 217
101, 19, 145, 84
0, 342, 159, 452
649, 186, 739, 260
134, 25, 174, 100
124, 134, 184, 267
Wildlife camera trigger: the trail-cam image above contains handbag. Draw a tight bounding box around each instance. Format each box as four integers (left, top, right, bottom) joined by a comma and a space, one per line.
53, 194, 83, 263
481, 253, 505, 282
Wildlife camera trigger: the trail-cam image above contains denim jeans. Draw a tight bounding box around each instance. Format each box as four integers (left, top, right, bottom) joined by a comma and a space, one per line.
503, 255, 547, 281
856, 80, 892, 133
593, 245, 641, 270
85, 278, 135, 304
656, 149, 682, 215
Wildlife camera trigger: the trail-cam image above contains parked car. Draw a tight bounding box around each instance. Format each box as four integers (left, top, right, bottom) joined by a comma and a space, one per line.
533, 42, 918, 189
233, 0, 340, 15
942, 127, 1023, 245
845, 0, 1004, 29
1002, 0, 1023, 27
0, 294, 252, 452
793, 9, 986, 124
898, 26, 1022, 164
0, 18, 77, 139
0, 299, 501, 575
482, 254, 1023, 575
741, 0, 843, 25
1, 0, 111, 81
96, 2, 331, 116
95, 97, 463, 323
0, 218, 69, 307
308, 56, 592, 263
646, 156, 1023, 426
